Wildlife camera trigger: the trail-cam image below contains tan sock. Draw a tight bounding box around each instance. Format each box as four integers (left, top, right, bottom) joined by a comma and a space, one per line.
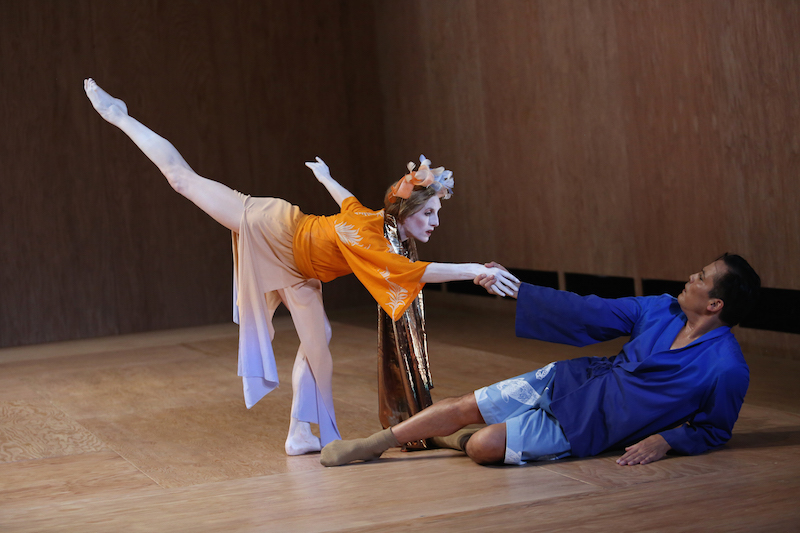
320, 428, 400, 467
431, 427, 479, 451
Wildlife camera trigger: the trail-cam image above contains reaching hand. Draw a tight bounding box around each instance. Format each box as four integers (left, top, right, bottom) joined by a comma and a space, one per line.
304, 156, 353, 207
305, 157, 332, 183
474, 262, 520, 298
616, 434, 671, 466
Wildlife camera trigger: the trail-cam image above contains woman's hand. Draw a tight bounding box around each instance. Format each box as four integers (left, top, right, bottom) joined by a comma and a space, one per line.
305, 157, 332, 183
305, 156, 353, 208
474, 262, 520, 298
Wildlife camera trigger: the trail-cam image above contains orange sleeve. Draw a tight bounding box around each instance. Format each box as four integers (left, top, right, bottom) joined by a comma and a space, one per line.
293, 197, 429, 318
335, 198, 429, 320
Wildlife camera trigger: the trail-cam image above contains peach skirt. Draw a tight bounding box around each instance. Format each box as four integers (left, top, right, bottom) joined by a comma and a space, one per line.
231, 193, 340, 445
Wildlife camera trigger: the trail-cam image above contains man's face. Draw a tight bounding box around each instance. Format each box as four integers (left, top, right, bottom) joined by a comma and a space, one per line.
678, 260, 726, 315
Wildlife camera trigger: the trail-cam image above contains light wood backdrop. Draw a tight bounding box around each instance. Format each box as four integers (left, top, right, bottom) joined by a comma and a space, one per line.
377, 0, 800, 286
2, 0, 798, 349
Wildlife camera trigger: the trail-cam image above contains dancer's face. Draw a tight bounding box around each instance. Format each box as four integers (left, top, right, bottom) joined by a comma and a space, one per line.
398, 195, 441, 243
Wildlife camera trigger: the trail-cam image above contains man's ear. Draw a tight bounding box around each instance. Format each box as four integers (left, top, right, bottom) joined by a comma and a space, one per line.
708, 298, 724, 314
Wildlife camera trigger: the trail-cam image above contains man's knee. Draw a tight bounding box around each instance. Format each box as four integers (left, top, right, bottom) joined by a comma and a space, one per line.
449, 392, 483, 423
464, 424, 506, 465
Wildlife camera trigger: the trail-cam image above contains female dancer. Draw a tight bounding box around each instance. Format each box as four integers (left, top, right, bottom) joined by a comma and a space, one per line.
83, 78, 519, 455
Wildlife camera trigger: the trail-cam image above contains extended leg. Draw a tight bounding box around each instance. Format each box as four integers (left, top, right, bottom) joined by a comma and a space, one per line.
279, 281, 341, 454
84, 78, 243, 231
320, 393, 484, 466
391, 394, 483, 444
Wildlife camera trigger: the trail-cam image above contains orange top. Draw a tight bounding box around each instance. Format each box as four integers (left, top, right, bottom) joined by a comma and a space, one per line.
293, 197, 429, 320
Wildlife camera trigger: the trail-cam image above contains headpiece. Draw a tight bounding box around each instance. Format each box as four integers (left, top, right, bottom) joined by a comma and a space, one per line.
388, 154, 454, 203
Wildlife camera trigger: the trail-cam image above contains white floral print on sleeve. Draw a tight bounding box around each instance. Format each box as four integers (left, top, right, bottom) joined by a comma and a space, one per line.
334, 221, 370, 249
378, 267, 409, 319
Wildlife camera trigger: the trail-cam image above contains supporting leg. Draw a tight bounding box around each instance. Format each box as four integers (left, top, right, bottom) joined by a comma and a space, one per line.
84, 78, 243, 231
284, 353, 322, 455
279, 281, 341, 453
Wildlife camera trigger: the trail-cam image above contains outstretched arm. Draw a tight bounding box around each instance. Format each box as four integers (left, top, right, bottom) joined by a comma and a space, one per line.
422, 262, 520, 297
305, 157, 353, 208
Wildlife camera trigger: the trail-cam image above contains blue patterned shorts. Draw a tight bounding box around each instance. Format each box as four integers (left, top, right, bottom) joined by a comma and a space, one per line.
474, 363, 571, 465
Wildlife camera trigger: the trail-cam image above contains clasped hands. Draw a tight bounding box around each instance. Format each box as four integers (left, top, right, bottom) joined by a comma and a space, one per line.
474, 262, 520, 298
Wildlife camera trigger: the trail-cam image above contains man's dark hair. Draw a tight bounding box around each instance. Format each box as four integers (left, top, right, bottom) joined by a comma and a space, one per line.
709, 253, 761, 326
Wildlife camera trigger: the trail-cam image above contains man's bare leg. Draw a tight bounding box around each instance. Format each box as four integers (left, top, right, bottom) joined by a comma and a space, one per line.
84, 78, 243, 232
390, 394, 483, 444
320, 393, 486, 466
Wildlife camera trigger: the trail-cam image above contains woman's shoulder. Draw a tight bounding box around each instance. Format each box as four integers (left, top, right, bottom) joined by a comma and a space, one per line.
341, 196, 385, 219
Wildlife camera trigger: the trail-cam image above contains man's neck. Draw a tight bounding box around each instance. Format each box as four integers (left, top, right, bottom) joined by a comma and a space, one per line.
671, 315, 725, 350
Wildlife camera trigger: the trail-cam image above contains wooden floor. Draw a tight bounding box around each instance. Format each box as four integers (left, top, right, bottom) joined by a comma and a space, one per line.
1, 295, 799, 532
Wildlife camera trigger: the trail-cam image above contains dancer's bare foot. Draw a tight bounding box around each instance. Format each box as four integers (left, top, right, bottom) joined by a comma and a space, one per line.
285, 419, 322, 456
84, 78, 128, 124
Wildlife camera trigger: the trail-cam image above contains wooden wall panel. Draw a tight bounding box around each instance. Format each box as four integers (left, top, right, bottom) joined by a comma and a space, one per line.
491, 0, 633, 276
615, 1, 800, 286
615, 1, 731, 280
374, 0, 495, 264
372, 0, 800, 292
0, 0, 384, 348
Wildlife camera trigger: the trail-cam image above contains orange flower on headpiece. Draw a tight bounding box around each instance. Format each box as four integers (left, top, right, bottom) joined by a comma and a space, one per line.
388, 155, 454, 203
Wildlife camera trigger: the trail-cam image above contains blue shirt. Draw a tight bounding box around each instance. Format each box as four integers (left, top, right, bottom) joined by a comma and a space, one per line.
515, 283, 749, 458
